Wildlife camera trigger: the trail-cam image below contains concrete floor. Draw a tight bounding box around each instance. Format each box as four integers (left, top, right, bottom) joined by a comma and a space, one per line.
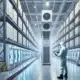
13, 57, 80, 80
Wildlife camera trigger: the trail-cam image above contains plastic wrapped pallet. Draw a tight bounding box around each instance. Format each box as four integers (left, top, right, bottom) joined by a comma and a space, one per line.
66, 42, 69, 48
18, 17, 22, 30
6, 0, 13, 18
23, 24, 26, 34
13, 9, 17, 24
75, 37, 79, 46
23, 12, 26, 22
23, 37, 26, 46
18, 0, 22, 15
70, 40, 74, 48
70, 10, 74, 21
75, 1, 80, 15
75, 16, 80, 25
66, 26, 68, 33
13, 28, 17, 42
70, 30, 74, 38
6, 23, 14, 40
66, 17, 69, 25
75, 26, 80, 35
70, 23, 74, 30
66, 34, 68, 40
18, 33, 22, 44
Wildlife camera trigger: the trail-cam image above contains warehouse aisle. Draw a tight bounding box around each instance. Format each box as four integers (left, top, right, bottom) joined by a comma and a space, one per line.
12, 57, 80, 80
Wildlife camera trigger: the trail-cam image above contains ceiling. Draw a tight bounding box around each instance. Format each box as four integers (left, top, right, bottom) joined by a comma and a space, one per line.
20, 0, 78, 43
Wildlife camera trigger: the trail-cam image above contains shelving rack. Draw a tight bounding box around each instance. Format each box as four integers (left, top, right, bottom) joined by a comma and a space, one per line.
0, 0, 39, 71
52, 0, 80, 65
52, 0, 80, 51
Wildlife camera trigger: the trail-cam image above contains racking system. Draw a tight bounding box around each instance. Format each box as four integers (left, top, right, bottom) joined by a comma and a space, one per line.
52, 0, 80, 65
0, 0, 39, 71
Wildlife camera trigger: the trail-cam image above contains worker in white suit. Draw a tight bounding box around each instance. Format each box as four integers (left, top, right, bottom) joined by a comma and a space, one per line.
54, 41, 68, 79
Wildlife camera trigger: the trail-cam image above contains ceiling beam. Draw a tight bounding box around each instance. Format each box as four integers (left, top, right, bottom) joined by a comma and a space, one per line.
25, 13, 67, 16
30, 21, 64, 23
20, 0, 77, 3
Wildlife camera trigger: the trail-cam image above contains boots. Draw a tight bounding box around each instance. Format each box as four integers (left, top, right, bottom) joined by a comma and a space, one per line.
64, 73, 68, 78
57, 74, 63, 79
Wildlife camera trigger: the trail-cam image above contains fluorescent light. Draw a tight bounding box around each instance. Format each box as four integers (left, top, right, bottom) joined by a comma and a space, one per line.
34, 5, 36, 8
35, 24, 36, 26
45, 1, 50, 7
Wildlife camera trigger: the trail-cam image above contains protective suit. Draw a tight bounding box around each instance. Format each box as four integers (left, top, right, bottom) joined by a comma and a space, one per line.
55, 42, 68, 79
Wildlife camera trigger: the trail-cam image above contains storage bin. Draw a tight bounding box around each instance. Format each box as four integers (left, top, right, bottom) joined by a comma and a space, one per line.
6, 0, 13, 18
6, 23, 14, 40
70, 10, 74, 21
18, 17, 22, 30
70, 30, 74, 38
75, 16, 80, 25
75, 37, 80, 46
13, 28, 17, 42
18, 33, 22, 44
70, 40, 74, 47
75, 26, 80, 35
75, 1, 80, 15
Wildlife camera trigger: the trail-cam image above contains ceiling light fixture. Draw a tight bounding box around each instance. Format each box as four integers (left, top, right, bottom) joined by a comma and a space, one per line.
35, 24, 36, 26
45, 1, 50, 7
34, 5, 36, 8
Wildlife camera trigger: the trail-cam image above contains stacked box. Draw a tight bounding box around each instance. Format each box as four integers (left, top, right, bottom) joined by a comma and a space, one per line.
75, 16, 80, 25
70, 30, 74, 38
75, 0, 80, 15
13, 9, 17, 24
23, 37, 26, 46
23, 24, 26, 34
6, 23, 14, 40
18, 0, 22, 15
6, 0, 13, 18
18, 33, 22, 44
75, 37, 80, 46
70, 40, 74, 47
13, 28, 17, 42
70, 10, 74, 21
75, 26, 80, 35
18, 17, 22, 30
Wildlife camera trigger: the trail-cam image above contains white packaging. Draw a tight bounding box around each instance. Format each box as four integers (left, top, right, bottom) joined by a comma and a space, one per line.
75, 16, 79, 25
23, 24, 26, 34
75, 26, 79, 35
13, 28, 17, 42
75, 1, 79, 15
6, 23, 14, 40
70, 40, 74, 47
18, 33, 22, 44
70, 10, 74, 21
18, 17, 22, 30
13, 9, 17, 24
6, 0, 13, 18
18, 0, 22, 15
23, 37, 26, 46
70, 23, 74, 29
70, 30, 74, 38
75, 37, 79, 46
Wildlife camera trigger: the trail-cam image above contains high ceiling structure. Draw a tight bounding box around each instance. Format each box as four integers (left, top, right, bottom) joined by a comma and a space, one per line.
20, 0, 78, 41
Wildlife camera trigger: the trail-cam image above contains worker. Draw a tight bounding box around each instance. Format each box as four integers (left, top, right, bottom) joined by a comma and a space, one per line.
54, 41, 68, 79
